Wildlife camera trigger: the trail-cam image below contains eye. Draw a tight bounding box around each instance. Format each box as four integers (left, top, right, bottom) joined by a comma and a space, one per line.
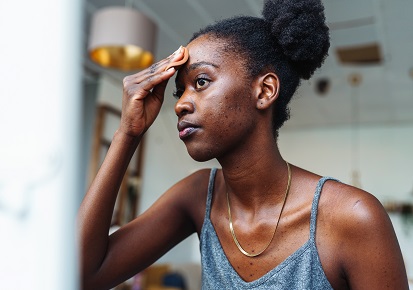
195, 78, 210, 90
172, 88, 184, 99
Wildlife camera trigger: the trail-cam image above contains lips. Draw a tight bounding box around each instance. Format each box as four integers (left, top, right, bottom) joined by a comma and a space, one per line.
177, 120, 199, 139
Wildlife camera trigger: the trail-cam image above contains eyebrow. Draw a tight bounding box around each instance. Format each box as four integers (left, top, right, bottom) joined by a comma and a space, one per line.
185, 61, 219, 72
175, 61, 220, 86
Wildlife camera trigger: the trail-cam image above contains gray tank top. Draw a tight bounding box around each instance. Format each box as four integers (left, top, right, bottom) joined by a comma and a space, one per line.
200, 168, 338, 289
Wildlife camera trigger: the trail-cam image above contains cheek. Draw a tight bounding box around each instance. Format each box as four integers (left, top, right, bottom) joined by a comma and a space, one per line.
209, 98, 254, 141
185, 103, 254, 162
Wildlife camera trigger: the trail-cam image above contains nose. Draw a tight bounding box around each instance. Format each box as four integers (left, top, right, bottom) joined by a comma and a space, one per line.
174, 92, 194, 118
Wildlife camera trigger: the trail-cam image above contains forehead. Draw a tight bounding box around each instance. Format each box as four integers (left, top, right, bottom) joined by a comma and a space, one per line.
185, 35, 241, 68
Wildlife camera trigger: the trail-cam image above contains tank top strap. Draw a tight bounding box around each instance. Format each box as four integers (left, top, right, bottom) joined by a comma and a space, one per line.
205, 168, 218, 219
309, 176, 340, 241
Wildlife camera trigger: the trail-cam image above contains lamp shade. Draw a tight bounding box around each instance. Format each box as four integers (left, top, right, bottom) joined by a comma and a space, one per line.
88, 7, 157, 71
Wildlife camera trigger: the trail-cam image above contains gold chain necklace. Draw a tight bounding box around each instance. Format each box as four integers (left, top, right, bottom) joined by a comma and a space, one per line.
226, 161, 291, 258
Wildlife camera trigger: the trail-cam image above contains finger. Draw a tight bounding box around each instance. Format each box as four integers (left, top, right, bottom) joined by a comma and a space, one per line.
123, 58, 169, 85
132, 68, 176, 100
164, 46, 188, 71
141, 48, 185, 77
123, 50, 183, 86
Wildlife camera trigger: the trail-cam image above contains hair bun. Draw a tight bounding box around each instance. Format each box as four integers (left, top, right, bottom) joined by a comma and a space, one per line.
262, 0, 330, 79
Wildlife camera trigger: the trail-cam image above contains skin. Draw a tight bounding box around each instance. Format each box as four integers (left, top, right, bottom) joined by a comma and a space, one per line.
78, 34, 409, 290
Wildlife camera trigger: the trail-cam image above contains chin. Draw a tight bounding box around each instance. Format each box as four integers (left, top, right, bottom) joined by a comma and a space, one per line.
188, 151, 215, 163
185, 145, 216, 162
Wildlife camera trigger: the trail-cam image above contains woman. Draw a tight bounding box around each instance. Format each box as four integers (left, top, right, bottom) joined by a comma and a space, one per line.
78, 0, 409, 289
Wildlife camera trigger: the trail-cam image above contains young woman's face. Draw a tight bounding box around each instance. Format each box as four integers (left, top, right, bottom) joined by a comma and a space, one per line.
174, 35, 258, 162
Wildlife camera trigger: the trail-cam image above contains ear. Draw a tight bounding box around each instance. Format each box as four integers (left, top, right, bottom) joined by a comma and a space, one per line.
253, 73, 280, 110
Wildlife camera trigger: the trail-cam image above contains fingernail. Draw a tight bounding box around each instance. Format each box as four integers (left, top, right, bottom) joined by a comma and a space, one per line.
172, 45, 183, 55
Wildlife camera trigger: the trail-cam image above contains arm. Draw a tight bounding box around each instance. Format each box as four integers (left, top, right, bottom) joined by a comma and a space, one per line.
77, 47, 192, 289
337, 187, 409, 289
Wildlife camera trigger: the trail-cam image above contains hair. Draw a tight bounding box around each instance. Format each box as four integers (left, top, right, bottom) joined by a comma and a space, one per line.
190, 0, 330, 137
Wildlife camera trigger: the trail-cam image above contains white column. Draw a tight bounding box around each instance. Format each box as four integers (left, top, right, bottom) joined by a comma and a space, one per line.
0, 0, 82, 289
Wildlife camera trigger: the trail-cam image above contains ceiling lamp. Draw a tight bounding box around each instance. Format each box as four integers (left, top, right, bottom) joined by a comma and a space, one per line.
88, 6, 157, 71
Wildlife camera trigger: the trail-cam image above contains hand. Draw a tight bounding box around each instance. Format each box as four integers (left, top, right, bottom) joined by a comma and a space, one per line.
119, 46, 186, 137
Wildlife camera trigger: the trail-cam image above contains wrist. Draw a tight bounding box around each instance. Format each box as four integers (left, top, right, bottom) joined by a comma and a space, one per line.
114, 129, 142, 147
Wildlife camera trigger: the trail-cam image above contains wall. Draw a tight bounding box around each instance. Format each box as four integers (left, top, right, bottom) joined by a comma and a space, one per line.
96, 75, 413, 284
279, 125, 413, 201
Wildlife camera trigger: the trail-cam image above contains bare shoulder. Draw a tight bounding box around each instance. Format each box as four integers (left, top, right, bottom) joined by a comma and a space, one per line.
318, 180, 397, 254
317, 180, 409, 289
320, 180, 389, 231
163, 168, 215, 231
166, 168, 212, 201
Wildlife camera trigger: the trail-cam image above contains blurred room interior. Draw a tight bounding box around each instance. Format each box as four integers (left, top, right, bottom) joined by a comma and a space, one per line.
1, 0, 412, 289
81, 1, 413, 289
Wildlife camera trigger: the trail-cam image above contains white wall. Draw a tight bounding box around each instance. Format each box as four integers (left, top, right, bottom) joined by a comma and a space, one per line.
0, 1, 82, 289
279, 125, 413, 202
96, 76, 413, 284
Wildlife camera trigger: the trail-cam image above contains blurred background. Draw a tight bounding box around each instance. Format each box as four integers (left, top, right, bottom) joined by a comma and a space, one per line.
1, 0, 412, 289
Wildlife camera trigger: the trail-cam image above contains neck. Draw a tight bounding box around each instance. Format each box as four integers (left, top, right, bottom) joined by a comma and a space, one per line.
217, 135, 289, 209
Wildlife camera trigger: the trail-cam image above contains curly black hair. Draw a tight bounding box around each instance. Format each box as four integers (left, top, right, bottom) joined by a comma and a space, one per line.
190, 0, 330, 137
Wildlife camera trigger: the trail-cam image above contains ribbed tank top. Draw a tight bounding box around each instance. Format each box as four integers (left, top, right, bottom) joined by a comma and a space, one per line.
200, 168, 338, 289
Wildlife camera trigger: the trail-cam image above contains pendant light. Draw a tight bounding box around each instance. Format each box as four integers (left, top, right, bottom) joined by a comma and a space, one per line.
88, 5, 157, 71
